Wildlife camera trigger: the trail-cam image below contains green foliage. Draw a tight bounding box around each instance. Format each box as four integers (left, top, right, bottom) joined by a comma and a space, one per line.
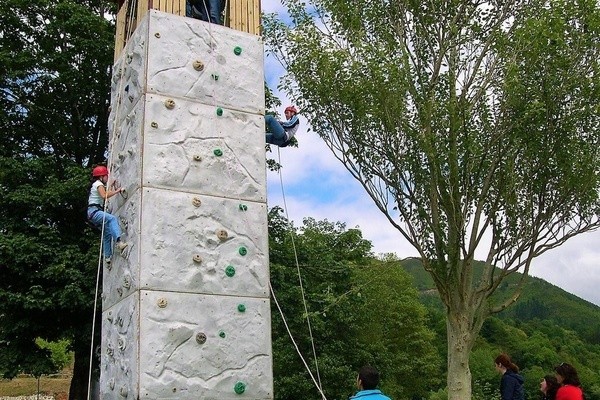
0, 0, 114, 394
35, 338, 73, 373
406, 262, 600, 400
268, 209, 442, 399
266, 1, 600, 397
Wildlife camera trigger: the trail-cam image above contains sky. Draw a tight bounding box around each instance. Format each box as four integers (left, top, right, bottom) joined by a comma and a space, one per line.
261, 1, 600, 307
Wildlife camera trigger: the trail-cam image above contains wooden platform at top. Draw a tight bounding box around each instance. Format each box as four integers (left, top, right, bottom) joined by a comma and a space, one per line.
114, 0, 261, 60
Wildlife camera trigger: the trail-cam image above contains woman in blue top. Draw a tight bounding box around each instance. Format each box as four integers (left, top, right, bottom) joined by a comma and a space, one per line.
265, 105, 300, 147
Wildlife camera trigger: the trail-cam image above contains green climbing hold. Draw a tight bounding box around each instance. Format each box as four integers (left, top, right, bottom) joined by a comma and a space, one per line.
219, 330, 226, 338
233, 46, 242, 56
234, 381, 246, 394
225, 265, 236, 277
216, 107, 223, 116
237, 304, 246, 312
238, 247, 247, 256
239, 204, 248, 211
213, 148, 223, 156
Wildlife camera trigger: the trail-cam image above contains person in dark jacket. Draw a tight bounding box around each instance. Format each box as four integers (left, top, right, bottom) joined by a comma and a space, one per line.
495, 353, 525, 400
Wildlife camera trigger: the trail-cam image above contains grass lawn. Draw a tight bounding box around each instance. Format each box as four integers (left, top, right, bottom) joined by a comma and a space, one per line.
0, 375, 70, 398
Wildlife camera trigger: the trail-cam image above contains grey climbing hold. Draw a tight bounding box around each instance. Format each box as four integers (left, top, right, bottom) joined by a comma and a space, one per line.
154, 32, 161, 38
193, 154, 202, 161
109, 378, 115, 390
118, 337, 126, 351
119, 385, 128, 397
122, 276, 131, 289
117, 287, 123, 297
151, 121, 158, 128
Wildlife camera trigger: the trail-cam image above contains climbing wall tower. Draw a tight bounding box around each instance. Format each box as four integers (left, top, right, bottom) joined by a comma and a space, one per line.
101, 10, 271, 399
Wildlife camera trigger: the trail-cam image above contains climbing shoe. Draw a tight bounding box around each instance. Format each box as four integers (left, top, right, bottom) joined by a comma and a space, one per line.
116, 241, 129, 253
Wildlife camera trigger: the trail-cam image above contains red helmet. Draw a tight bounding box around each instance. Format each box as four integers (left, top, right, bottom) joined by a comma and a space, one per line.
92, 166, 109, 177
284, 105, 298, 114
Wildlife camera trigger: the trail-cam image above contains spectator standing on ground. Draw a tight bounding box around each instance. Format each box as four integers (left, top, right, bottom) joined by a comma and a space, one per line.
349, 365, 391, 400
495, 353, 525, 400
555, 363, 584, 400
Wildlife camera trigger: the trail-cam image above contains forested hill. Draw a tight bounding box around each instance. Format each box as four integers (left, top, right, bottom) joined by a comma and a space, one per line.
400, 257, 600, 344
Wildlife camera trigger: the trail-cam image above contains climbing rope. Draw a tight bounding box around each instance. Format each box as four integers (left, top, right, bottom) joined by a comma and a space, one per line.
273, 146, 325, 399
269, 281, 328, 400
86, 1, 138, 399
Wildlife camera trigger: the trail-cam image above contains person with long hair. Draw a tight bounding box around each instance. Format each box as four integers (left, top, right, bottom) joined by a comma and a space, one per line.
495, 353, 525, 400
555, 363, 583, 400
540, 374, 559, 400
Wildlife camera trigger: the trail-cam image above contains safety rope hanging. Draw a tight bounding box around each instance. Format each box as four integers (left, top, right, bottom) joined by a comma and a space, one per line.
86, 1, 139, 398
274, 146, 325, 399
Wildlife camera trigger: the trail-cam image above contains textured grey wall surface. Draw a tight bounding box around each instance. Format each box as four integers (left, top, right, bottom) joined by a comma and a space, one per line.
101, 10, 271, 400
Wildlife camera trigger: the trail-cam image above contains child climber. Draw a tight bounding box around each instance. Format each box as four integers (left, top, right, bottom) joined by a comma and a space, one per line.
265, 105, 300, 147
87, 166, 128, 264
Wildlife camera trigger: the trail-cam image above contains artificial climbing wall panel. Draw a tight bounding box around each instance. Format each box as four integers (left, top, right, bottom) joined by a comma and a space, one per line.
102, 9, 272, 400
109, 9, 265, 130
139, 290, 272, 399
101, 293, 139, 400
143, 94, 265, 201
140, 188, 268, 296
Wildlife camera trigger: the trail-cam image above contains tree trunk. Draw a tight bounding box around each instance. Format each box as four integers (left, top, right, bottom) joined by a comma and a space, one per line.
446, 308, 475, 400
69, 349, 90, 400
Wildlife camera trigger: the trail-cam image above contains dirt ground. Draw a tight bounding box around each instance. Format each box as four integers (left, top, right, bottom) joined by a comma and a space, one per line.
0, 374, 70, 399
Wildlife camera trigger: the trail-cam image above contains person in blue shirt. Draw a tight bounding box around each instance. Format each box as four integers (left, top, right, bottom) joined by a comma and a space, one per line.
349, 365, 392, 400
265, 105, 300, 147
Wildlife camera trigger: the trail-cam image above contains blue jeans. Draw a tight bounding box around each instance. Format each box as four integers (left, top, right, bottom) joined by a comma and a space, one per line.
192, 0, 223, 24
265, 115, 287, 146
88, 207, 122, 258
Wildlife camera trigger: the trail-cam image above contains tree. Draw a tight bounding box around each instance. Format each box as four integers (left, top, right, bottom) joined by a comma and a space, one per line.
268, 208, 442, 399
264, 0, 600, 398
0, 0, 115, 398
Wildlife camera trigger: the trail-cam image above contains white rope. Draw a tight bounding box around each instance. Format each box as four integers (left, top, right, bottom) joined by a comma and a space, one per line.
275, 146, 325, 398
86, 1, 138, 398
269, 281, 328, 400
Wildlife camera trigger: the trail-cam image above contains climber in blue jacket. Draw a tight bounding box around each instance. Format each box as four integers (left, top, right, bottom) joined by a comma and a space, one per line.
265, 105, 300, 147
